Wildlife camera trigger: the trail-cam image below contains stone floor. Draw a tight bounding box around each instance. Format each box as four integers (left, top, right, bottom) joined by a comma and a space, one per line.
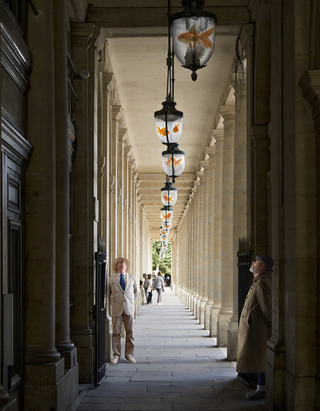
75, 289, 267, 411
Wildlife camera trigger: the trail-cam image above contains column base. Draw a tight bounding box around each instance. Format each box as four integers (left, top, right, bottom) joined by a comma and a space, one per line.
189, 294, 195, 314
204, 303, 212, 333
0, 386, 9, 406
265, 338, 285, 410
217, 311, 232, 346
71, 330, 93, 383
227, 316, 238, 360
105, 315, 113, 362
210, 306, 220, 337
196, 298, 202, 321
200, 300, 207, 326
24, 357, 78, 411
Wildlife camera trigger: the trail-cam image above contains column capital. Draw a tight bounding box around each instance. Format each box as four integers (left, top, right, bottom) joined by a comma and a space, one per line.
251, 125, 270, 149
205, 146, 216, 158
124, 145, 132, 157
119, 128, 128, 142
239, 23, 254, 52
102, 72, 116, 92
299, 70, 320, 129
71, 22, 96, 41
200, 159, 210, 169
212, 129, 224, 144
196, 170, 204, 181
111, 105, 122, 120
220, 104, 235, 120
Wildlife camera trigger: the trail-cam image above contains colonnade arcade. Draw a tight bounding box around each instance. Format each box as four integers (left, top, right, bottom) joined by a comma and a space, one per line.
1, 1, 320, 411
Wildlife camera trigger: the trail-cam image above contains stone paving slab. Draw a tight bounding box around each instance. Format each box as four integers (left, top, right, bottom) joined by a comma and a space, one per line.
75, 290, 268, 411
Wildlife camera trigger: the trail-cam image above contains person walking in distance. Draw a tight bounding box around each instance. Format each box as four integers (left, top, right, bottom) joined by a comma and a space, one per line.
142, 273, 148, 304
153, 271, 165, 305
237, 254, 274, 400
109, 257, 139, 364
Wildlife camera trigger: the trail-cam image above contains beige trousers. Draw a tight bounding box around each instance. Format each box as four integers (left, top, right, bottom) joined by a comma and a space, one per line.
112, 313, 134, 358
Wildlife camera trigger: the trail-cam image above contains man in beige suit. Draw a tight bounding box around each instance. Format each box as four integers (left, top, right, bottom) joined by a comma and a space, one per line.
109, 257, 139, 364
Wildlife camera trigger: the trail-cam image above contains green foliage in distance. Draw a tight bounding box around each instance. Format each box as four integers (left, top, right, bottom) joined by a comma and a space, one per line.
152, 241, 171, 274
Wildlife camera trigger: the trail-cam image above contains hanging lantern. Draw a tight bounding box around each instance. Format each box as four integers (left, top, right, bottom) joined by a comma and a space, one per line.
170, 0, 217, 81
162, 143, 185, 183
162, 239, 168, 247
160, 207, 173, 223
155, 99, 183, 144
161, 181, 178, 207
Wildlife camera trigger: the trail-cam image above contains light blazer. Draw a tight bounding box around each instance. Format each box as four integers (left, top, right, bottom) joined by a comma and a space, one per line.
109, 273, 139, 317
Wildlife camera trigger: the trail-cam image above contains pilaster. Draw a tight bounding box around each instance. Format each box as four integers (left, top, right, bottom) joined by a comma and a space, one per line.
70, 21, 101, 384
200, 161, 209, 329
228, 79, 247, 360
211, 129, 223, 336
205, 146, 215, 335
217, 104, 235, 347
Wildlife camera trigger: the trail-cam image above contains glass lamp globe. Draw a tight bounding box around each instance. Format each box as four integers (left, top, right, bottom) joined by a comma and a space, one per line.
162, 239, 168, 247
154, 99, 183, 144
171, 1, 217, 81
161, 229, 169, 236
162, 144, 185, 182
161, 182, 177, 207
160, 207, 173, 223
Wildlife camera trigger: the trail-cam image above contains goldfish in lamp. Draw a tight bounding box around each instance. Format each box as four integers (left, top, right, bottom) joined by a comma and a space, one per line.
157, 126, 169, 137
173, 123, 180, 133
163, 195, 173, 203
165, 157, 183, 168
177, 25, 215, 50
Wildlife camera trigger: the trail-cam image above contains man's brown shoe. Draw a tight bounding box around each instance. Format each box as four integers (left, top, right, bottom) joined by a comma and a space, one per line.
126, 354, 136, 364
111, 355, 119, 364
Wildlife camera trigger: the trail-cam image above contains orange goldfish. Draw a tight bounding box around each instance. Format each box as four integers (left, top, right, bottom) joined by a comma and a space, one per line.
177, 25, 215, 50
163, 195, 173, 203
157, 126, 168, 137
162, 212, 172, 220
165, 156, 183, 168
173, 123, 180, 133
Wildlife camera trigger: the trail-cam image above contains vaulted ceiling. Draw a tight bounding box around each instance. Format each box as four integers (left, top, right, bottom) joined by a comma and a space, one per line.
70, 0, 250, 240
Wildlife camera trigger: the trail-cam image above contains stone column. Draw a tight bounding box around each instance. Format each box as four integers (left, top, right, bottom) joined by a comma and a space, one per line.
109, 105, 121, 262
128, 160, 135, 267
195, 178, 202, 318
117, 128, 125, 257
228, 79, 247, 360
102, 72, 115, 362
205, 146, 215, 335
25, 0, 63, 407
139, 204, 145, 273
123, 144, 130, 258
70, 23, 99, 383
251, 125, 270, 256
211, 129, 223, 336
54, 0, 75, 362
217, 104, 235, 347
240, 24, 254, 240
200, 161, 209, 328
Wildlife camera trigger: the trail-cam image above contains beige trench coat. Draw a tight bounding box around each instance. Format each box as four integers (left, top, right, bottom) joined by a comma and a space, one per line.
109, 273, 139, 317
236, 273, 272, 373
